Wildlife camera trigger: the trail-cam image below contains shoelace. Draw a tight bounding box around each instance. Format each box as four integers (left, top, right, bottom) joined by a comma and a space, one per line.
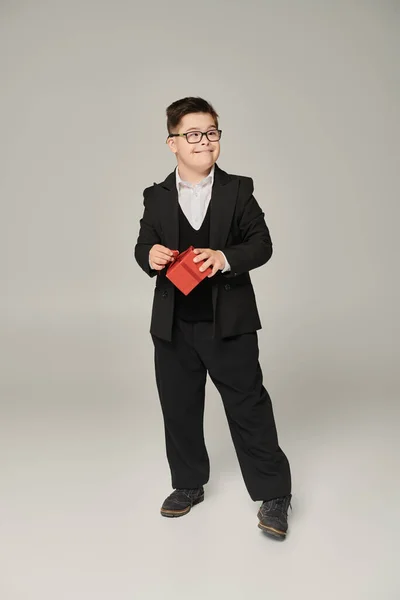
261, 495, 292, 515
177, 488, 202, 498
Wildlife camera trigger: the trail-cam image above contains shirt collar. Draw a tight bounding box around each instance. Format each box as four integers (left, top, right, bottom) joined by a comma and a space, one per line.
175, 164, 215, 190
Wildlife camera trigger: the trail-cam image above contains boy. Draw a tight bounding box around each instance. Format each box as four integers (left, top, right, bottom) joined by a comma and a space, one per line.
134, 97, 292, 540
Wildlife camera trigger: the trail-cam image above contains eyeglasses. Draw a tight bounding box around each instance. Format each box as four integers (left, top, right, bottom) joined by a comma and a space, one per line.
167, 129, 222, 144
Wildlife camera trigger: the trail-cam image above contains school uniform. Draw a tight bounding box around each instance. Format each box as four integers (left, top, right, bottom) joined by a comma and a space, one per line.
134, 162, 291, 502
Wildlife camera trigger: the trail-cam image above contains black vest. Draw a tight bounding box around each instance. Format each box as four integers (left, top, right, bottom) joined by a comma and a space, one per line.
174, 202, 213, 322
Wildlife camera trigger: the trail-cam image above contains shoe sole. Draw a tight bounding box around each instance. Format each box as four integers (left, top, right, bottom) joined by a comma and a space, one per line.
160, 494, 204, 518
257, 521, 287, 540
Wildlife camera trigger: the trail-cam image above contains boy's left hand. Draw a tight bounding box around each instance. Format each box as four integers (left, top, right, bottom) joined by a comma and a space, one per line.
193, 248, 225, 277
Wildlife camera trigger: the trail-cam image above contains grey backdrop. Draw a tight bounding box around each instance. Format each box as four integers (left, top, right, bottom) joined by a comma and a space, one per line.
1, 1, 399, 599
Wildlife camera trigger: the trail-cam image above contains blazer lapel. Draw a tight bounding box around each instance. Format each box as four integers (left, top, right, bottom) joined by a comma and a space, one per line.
157, 169, 179, 250
209, 163, 239, 250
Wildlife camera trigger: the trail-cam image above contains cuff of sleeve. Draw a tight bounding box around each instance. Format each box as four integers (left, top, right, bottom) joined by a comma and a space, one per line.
219, 251, 231, 273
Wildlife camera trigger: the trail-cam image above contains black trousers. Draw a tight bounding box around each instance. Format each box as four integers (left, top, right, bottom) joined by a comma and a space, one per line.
151, 318, 291, 502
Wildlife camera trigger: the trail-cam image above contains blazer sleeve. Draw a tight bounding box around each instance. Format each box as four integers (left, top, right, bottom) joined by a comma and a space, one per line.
134, 186, 161, 278
220, 177, 273, 276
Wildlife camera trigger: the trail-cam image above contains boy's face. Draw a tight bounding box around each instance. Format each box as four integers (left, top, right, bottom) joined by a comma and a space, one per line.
167, 112, 220, 173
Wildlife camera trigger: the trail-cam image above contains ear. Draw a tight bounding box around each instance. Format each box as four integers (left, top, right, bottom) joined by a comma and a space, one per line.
166, 136, 177, 154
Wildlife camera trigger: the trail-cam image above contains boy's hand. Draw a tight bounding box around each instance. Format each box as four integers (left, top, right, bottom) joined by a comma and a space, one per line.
149, 244, 176, 270
193, 248, 226, 277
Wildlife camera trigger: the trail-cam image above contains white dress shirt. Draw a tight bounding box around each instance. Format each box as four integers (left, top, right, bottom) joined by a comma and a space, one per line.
149, 165, 231, 272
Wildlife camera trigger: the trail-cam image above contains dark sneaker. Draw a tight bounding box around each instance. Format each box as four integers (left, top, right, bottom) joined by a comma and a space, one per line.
257, 494, 292, 540
160, 487, 204, 518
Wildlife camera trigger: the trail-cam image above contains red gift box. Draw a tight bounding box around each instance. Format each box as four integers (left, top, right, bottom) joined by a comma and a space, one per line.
166, 245, 212, 295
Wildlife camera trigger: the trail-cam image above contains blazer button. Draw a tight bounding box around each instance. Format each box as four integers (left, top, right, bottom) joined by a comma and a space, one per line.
224, 284, 231, 291
162, 290, 168, 298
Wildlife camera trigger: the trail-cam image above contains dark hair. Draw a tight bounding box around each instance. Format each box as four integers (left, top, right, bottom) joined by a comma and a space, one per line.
166, 96, 219, 134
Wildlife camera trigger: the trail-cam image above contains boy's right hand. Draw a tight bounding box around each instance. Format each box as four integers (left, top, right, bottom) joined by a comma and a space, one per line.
149, 244, 176, 271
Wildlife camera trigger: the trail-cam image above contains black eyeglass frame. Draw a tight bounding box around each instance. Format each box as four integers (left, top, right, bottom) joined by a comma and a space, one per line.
166, 129, 222, 144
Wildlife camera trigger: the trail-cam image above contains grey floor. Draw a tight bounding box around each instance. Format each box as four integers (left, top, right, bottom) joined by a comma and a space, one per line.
1, 313, 399, 600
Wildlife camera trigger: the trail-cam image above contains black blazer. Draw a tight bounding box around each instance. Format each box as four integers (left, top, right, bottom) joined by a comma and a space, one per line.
134, 163, 273, 341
